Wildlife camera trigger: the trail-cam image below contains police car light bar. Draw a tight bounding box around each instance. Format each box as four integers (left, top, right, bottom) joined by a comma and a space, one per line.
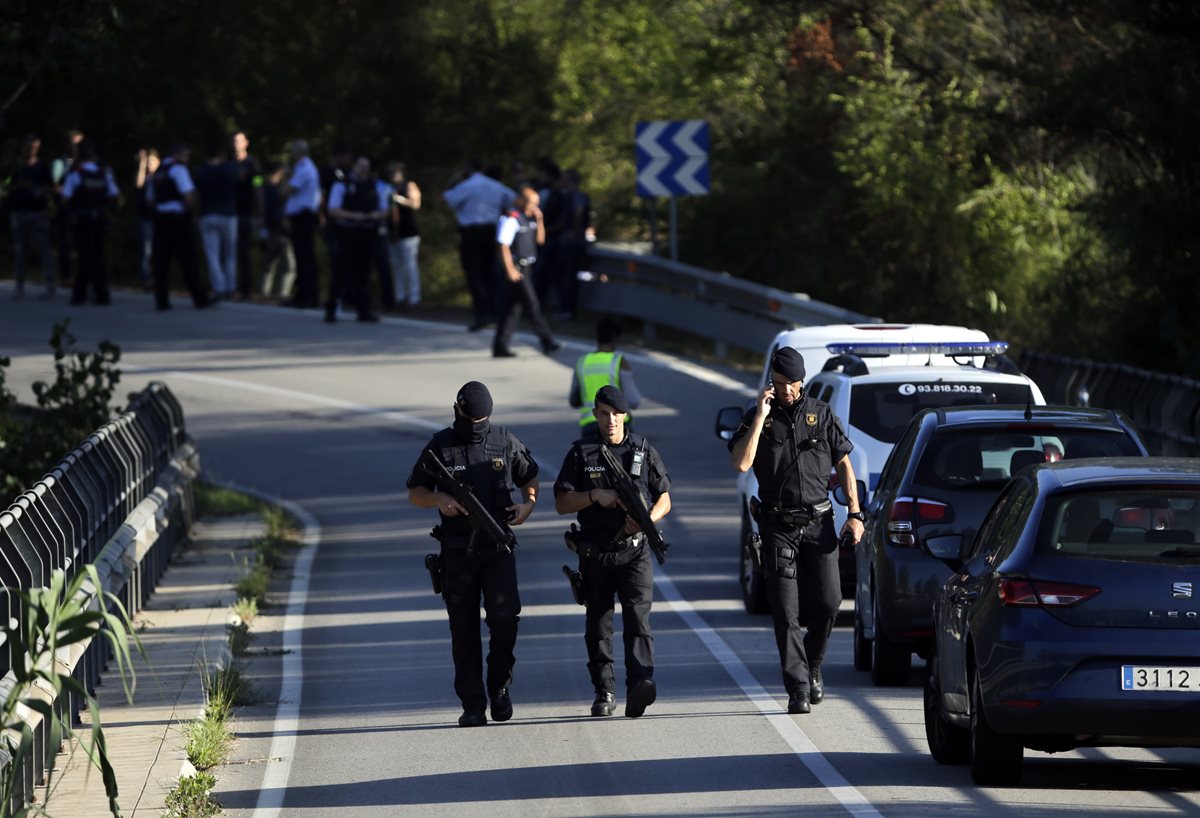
825, 341, 1010, 357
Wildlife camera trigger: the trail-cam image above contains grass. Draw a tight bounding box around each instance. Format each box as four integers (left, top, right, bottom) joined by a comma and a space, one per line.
195, 482, 265, 518
233, 555, 272, 606
164, 771, 221, 818
185, 716, 231, 771
230, 597, 258, 626
227, 622, 251, 656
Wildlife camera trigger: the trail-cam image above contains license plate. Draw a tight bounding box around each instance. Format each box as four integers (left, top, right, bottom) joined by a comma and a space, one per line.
1121, 665, 1200, 691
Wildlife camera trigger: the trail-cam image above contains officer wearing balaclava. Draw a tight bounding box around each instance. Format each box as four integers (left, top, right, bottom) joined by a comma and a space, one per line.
407, 381, 540, 727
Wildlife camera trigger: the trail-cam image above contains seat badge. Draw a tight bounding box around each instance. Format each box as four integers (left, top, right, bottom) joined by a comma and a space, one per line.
492, 457, 504, 471
1174, 581, 1194, 599
805, 413, 818, 426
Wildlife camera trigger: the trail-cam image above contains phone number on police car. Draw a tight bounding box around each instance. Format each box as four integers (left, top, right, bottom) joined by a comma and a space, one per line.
898, 384, 985, 395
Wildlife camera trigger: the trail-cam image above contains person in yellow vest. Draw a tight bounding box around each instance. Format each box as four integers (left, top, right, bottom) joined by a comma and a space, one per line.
569, 318, 642, 439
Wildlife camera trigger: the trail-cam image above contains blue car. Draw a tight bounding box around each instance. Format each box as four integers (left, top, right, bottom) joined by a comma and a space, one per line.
925, 458, 1200, 785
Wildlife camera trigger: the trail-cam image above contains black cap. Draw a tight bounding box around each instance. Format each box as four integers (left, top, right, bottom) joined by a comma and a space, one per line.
456, 381, 493, 419
770, 347, 806, 382
594, 384, 630, 414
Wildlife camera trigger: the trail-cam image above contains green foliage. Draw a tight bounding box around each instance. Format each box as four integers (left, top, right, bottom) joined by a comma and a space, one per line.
233, 556, 271, 607
0, 567, 141, 818
184, 717, 231, 771
230, 597, 258, 627
163, 771, 221, 818
0, 321, 121, 499
194, 483, 265, 518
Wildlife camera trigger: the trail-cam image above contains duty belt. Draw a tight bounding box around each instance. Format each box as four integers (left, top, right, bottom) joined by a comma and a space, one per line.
564, 526, 646, 559
764, 499, 832, 527
431, 526, 510, 553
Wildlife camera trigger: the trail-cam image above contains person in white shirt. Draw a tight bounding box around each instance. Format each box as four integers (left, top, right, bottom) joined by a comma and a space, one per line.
492, 185, 561, 358
283, 139, 321, 308
443, 160, 515, 330
61, 139, 120, 305
149, 141, 210, 310
325, 155, 389, 323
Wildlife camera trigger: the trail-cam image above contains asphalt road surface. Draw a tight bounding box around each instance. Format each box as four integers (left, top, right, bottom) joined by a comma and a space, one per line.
2, 285, 1197, 817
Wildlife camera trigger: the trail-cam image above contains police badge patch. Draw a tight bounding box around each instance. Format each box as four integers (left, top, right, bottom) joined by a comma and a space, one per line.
492, 457, 504, 471
805, 413, 818, 426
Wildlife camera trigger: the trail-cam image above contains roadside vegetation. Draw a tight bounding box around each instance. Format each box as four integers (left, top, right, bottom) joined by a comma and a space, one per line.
163, 486, 301, 817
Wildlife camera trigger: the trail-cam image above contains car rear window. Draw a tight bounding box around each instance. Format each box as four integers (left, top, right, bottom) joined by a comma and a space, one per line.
849, 381, 1033, 444
913, 429, 1141, 490
1045, 489, 1200, 563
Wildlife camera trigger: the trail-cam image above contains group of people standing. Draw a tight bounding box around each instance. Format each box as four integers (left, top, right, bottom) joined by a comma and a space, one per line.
443, 158, 591, 355
3, 130, 423, 320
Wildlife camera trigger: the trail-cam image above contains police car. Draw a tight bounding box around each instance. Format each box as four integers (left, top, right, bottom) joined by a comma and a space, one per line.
716, 324, 1045, 614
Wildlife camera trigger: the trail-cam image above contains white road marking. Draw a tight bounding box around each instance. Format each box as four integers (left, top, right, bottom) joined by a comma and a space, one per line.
203, 478, 321, 818
175, 367, 879, 818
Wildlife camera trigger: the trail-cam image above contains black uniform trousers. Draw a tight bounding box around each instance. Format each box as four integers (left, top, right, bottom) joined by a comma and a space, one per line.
326, 226, 374, 319
441, 545, 521, 711
459, 224, 498, 326
70, 212, 110, 304
581, 542, 654, 694
289, 209, 320, 308
493, 261, 556, 353
236, 214, 254, 298
762, 513, 841, 695
152, 212, 208, 309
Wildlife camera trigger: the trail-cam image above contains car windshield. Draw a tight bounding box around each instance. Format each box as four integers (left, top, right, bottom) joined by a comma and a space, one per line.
913, 428, 1143, 490
849, 381, 1033, 444
1046, 488, 1200, 563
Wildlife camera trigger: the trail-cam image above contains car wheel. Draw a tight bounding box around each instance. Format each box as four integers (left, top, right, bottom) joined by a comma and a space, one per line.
853, 603, 872, 671
740, 513, 769, 615
870, 591, 912, 686
969, 670, 1023, 785
924, 664, 968, 765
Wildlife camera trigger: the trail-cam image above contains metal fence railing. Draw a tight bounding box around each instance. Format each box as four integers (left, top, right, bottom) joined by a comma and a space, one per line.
580, 245, 878, 357
0, 381, 198, 812
1019, 352, 1200, 457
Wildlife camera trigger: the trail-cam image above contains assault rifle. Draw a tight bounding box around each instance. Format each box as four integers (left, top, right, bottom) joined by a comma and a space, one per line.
421, 450, 516, 554
597, 444, 669, 565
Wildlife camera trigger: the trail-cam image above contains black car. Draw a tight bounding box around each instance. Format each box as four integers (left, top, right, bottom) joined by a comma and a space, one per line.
856, 406, 1148, 686
924, 458, 1200, 785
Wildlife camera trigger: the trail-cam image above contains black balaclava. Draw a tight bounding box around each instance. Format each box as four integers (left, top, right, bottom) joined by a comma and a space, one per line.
453, 381, 493, 443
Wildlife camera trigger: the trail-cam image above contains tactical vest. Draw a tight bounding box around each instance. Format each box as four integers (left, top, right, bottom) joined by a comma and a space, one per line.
430, 425, 516, 541
72, 164, 109, 212
154, 161, 183, 206
575, 432, 649, 541
508, 210, 537, 264
337, 178, 378, 228
576, 351, 624, 427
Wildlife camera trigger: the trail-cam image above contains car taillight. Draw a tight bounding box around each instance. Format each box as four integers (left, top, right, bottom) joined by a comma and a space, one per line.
999, 578, 1100, 607
887, 496, 951, 547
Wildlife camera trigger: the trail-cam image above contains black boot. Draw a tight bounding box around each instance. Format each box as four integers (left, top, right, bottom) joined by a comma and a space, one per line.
490, 687, 513, 723
787, 692, 811, 715
458, 707, 487, 727
625, 679, 657, 718
809, 669, 825, 705
591, 691, 615, 717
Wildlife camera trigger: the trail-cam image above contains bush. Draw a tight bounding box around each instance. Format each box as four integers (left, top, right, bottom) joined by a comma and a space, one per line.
163, 771, 221, 818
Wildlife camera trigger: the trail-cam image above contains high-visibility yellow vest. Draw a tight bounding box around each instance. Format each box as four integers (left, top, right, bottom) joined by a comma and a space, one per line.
576, 351, 623, 427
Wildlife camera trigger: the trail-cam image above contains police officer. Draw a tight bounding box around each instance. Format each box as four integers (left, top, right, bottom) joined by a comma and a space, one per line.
569, 318, 643, 439
554, 385, 671, 718
150, 141, 210, 310
407, 382, 540, 727
325, 155, 386, 323
492, 185, 562, 357
61, 139, 120, 305
728, 347, 864, 714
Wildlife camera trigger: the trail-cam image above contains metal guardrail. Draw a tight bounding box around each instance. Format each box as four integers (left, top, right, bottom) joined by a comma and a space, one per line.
0, 381, 198, 812
1019, 352, 1200, 457
580, 246, 878, 357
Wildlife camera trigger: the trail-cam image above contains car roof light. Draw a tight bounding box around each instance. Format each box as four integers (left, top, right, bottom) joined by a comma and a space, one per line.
825, 341, 1010, 357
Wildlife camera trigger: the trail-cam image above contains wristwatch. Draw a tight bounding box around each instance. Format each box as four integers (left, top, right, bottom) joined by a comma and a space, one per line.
848, 511, 865, 522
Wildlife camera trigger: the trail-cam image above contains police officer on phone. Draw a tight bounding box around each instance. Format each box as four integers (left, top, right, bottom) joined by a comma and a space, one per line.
407, 382, 540, 727
728, 347, 864, 714
554, 385, 671, 718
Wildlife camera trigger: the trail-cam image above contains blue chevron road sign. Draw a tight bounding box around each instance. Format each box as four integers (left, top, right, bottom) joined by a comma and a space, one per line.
636, 120, 710, 198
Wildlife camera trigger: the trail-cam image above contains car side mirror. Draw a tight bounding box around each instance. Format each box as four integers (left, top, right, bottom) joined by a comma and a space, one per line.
923, 533, 964, 570
714, 406, 743, 441
832, 480, 868, 508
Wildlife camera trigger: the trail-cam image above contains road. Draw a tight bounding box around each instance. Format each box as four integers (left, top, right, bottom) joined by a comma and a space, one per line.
2, 286, 1197, 817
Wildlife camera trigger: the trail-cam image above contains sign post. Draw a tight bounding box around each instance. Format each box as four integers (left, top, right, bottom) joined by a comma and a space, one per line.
636, 120, 710, 261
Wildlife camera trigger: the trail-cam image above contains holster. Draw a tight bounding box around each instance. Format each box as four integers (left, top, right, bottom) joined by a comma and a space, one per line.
747, 530, 764, 573
424, 553, 444, 596
562, 564, 585, 606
